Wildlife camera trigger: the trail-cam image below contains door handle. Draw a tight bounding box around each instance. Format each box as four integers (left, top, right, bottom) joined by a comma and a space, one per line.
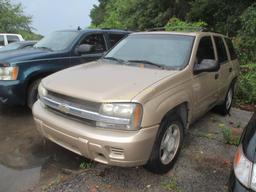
229, 67, 233, 72
215, 74, 219, 79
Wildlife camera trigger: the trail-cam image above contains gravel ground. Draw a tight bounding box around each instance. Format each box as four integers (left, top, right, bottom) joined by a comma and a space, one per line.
42, 108, 252, 192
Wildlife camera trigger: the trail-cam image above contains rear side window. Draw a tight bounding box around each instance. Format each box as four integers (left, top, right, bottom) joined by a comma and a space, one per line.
196, 36, 215, 64
7, 35, 20, 43
109, 33, 126, 47
214, 36, 228, 63
0, 35, 4, 46
225, 38, 237, 60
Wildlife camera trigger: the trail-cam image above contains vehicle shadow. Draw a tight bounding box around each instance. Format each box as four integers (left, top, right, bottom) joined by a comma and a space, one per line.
0, 105, 31, 117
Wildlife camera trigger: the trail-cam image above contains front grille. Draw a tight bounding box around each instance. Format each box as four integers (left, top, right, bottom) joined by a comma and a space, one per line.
42, 91, 101, 125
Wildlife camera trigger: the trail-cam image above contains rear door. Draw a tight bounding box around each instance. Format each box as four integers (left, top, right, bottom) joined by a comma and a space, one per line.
192, 35, 220, 117
71, 33, 107, 65
213, 36, 232, 100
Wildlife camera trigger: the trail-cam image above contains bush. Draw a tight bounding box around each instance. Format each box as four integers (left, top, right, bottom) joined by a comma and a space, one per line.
235, 3, 256, 64
236, 63, 256, 104
164, 17, 207, 32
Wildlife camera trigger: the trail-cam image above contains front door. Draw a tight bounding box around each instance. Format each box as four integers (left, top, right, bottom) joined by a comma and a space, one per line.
71, 33, 107, 65
192, 35, 220, 118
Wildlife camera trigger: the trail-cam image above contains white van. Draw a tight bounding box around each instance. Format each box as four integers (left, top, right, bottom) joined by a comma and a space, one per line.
0, 33, 24, 47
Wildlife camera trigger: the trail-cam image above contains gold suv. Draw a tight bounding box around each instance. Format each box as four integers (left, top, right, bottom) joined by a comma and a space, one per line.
33, 31, 239, 174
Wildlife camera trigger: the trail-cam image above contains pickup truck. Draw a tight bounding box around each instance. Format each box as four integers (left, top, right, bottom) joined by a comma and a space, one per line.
0, 29, 130, 108
33, 31, 239, 174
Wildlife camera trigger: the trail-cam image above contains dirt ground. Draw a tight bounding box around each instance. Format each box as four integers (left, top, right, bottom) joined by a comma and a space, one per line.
0, 106, 253, 192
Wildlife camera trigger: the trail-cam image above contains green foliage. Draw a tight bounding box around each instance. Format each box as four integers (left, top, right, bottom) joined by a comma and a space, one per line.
0, 0, 42, 40
0, 0, 32, 33
161, 178, 183, 192
79, 161, 93, 169
235, 3, 256, 63
165, 17, 207, 31
90, 0, 192, 30
219, 124, 240, 146
236, 63, 256, 104
187, 0, 254, 36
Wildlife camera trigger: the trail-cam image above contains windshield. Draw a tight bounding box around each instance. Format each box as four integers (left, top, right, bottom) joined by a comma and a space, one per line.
105, 34, 194, 69
0, 43, 21, 51
34, 31, 79, 51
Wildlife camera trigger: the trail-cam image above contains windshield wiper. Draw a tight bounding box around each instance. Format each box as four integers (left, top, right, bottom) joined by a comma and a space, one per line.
103, 57, 126, 63
128, 60, 165, 69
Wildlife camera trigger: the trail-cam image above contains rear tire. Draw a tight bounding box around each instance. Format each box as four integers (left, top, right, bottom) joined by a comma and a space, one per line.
215, 84, 234, 115
144, 114, 184, 174
27, 79, 42, 109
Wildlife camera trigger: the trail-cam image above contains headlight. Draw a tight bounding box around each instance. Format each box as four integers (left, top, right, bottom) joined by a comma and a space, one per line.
38, 83, 48, 98
96, 103, 143, 130
234, 145, 256, 190
0, 67, 19, 80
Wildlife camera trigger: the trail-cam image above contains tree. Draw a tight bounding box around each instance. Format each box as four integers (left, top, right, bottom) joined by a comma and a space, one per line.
0, 0, 41, 40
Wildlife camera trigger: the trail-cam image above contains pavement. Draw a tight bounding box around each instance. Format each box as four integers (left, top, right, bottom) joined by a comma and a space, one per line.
0, 106, 253, 192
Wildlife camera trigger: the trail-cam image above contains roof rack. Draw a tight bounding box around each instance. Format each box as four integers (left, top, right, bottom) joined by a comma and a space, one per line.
147, 26, 209, 32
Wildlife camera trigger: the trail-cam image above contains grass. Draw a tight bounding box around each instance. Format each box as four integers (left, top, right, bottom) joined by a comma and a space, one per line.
79, 161, 94, 169
161, 178, 183, 192
219, 124, 240, 146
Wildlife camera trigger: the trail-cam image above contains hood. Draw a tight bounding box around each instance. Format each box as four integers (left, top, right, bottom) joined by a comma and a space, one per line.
43, 60, 178, 102
0, 48, 58, 65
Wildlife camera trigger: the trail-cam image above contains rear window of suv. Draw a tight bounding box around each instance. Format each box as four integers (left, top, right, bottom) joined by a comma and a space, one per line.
225, 38, 237, 60
214, 36, 228, 64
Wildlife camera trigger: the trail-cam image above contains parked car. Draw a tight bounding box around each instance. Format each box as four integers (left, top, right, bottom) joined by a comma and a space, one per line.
33, 31, 239, 174
0, 33, 24, 47
229, 113, 256, 192
0, 41, 37, 53
0, 29, 130, 108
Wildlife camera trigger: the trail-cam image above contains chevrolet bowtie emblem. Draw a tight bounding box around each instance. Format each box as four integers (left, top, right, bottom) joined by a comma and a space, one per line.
59, 103, 70, 114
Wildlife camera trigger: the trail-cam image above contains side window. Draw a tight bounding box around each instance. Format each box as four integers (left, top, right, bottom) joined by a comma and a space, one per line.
109, 33, 126, 47
225, 38, 237, 60
0, 35, 4, 46
196, 36, 215, 64
214, 36, 228, 63
80, 34, 106, 53
7, 35, 20, 44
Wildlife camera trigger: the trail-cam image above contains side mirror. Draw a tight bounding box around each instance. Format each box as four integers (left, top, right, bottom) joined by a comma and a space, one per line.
76, 44, 94, 54
194, 59, 219, 74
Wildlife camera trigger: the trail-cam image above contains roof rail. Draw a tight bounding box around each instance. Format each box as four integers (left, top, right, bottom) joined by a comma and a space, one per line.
147, 26, 209, 32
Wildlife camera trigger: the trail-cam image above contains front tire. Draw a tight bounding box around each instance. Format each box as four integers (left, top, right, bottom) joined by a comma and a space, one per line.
145, 115, 184, 174
27, 79, 42, 109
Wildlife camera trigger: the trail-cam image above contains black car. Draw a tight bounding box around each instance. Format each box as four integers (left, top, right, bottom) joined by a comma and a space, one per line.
0, 29, 130, 108
0, 41, 37, 53
229, 112, 256, 192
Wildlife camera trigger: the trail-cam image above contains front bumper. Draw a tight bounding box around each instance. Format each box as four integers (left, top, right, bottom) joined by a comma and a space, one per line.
32, 101, 159, 167
229, 170, 253, 192
0, 80, 26, 105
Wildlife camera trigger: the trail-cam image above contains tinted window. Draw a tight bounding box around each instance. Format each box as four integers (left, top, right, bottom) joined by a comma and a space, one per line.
7, 35, 19, 43
0, 35, 4, 46
214, 36, 228, 63
105, 34, 194, 69
80, 34, 106, 53
196, 36, 215, 64
109, 33, 126, 47
225, 38, 237, 60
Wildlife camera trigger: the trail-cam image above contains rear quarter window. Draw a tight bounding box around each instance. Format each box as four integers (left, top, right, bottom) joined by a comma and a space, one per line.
225, 38, 237, 60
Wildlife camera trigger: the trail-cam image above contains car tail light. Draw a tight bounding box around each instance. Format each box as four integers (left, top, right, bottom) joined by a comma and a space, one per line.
234, 145, 256, 190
